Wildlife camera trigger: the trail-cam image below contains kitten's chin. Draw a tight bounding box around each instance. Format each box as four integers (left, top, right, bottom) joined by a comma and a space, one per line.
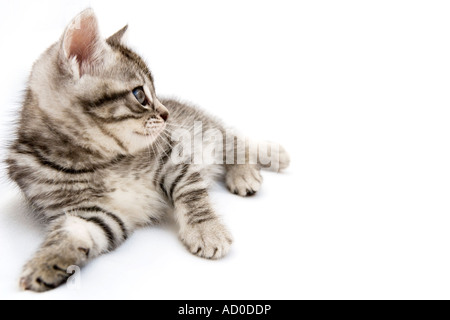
132, 122, 166, 152
128, 130, 163, 155
133, 130, 162, 141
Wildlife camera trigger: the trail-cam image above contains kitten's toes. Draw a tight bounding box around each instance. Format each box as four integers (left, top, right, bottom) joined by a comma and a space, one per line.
21, 261, 70, 293
226, 165, 263, 197
20, 247, 88, 292
181, 219, 233, 260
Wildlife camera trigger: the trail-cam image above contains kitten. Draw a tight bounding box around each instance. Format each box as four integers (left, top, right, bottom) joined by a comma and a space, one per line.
6, 9, 290, 292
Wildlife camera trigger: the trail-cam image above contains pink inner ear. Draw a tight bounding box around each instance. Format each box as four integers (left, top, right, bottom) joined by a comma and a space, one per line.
65, 14, 102, 74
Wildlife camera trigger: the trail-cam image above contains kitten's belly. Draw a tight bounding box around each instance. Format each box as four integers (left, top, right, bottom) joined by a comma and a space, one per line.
99, 173, 168, 228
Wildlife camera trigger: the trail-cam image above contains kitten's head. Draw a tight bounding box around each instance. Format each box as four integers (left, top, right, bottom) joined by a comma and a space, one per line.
27, 9, 169, 156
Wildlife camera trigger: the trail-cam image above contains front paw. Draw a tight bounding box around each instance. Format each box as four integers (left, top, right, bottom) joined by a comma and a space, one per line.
226, 165, 263, 197
181, 219, 233, 260
20, 246, 89, 292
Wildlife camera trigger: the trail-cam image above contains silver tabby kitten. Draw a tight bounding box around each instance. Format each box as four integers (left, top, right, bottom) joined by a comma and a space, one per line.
6, 9, 290, 292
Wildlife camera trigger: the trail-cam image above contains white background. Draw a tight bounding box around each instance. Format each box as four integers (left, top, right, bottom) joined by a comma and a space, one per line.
0, 0, 449, 300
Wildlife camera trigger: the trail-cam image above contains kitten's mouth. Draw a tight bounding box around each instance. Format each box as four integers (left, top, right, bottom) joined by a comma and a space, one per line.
135, 118, 166, 137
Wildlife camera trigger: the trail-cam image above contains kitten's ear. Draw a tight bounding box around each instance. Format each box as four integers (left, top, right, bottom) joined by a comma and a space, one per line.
60, 9, 107, 77
107, 25, 129, 46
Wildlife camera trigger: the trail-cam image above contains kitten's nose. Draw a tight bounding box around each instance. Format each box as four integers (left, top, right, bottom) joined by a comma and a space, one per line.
155, 99, 169, 122
159, 110, 169, 122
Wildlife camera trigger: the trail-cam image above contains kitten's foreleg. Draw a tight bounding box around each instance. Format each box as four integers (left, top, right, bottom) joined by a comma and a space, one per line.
224, 136, 291, 196
225, 164, 263, 197
167, 168, 232, 259
20, 209, 128, 292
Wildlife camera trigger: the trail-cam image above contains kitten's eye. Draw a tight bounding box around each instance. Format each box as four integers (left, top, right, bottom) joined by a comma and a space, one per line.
132, 87, 147, 106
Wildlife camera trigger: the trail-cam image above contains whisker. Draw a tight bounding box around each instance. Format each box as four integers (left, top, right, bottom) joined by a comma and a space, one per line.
153, 136, 169, 159
165, 123, 193, 130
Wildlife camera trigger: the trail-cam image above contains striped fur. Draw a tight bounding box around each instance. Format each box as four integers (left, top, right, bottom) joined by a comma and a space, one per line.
8, 9, 290, 292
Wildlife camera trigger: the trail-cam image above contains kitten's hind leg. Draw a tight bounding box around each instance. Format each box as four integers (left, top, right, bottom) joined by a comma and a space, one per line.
164, 167, 232, 259
20, 208, 128, 292
256, 141, 291, 173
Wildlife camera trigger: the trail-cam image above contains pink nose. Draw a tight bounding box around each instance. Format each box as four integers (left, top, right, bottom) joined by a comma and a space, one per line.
155, 100, 169, 122
159, 110, 169, 122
